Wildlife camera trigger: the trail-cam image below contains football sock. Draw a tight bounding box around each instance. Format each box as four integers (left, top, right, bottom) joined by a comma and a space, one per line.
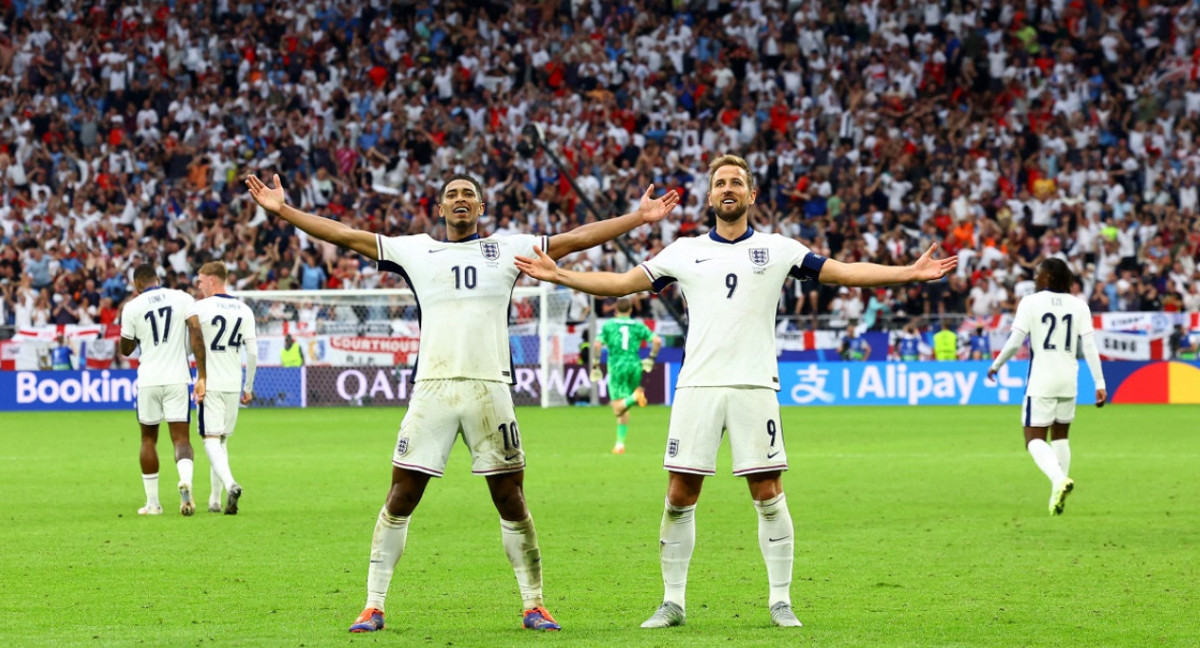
366, 508, 410, 612
754, 494, 794, 607
623, 394, 637, 408
501, 514, 544, 609
616, 423, 628, 446
176, 457, 194, 487
659, 500, 696, 609
208, 464, 222, 506
1051, 439, 1071, 476
1027, 439, 1065, 483
203, 437, 236, 490
142, 472, 160, 506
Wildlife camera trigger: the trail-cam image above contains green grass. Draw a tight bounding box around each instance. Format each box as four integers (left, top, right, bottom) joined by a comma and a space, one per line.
1, 404, 1197, 647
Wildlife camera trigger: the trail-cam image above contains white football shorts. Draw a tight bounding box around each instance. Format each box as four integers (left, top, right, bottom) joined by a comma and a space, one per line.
198, 391, 241, 437
1022, 395, 1076, 427
664, 386, 788, 476
391, 379, 523, 477
137, 383, 190, 425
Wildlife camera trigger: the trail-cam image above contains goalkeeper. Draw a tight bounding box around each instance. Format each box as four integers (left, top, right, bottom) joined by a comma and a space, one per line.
592, 297, 662, 454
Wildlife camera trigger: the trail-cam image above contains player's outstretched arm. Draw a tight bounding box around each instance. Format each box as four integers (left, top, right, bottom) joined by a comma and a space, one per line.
820, 243, 957, 287
245, 173, 378, 260
516, 246, 652, 296
544, 185, 679, 260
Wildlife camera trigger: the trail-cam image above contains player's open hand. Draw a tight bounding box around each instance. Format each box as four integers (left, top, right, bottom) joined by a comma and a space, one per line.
193, 378, 206, 403
1095, 388, 1106, 408
245, 173, 286, 213
515, 247, 560, 283
910, 243, 958, 281
637, 184, 681, 224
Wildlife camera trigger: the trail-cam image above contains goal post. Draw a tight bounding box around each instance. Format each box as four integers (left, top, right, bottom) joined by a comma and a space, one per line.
230, 285, 579, 408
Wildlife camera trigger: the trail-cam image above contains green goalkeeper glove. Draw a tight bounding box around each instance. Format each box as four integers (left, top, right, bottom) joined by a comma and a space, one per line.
590, 368, 602, 382
641, 358, 654, 372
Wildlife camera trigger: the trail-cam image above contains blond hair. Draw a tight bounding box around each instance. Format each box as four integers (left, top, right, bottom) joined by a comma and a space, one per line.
197, 261, 228, 282
708, 154, 755, 192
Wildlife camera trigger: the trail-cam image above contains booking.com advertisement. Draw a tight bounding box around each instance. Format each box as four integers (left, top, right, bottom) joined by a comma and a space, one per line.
4, 361, 1199, 411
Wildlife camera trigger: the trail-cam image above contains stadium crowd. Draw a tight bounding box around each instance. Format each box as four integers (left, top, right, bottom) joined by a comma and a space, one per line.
1, 0, 1200, 336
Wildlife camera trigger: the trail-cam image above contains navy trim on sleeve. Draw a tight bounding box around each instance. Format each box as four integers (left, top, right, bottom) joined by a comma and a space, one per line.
789, 252, 827, 283
378, 260, 405, 275
651, 275, 677, 292
640, 263, 676, 293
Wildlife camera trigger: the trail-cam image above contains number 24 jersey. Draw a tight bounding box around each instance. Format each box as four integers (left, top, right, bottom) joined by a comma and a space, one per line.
189, 295, 258, 393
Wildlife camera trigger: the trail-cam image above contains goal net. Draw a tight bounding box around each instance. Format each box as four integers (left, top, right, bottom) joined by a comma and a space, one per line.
231, 285, 579, 408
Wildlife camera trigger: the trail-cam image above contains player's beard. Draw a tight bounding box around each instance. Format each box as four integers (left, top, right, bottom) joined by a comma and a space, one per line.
714, 200, 748, 223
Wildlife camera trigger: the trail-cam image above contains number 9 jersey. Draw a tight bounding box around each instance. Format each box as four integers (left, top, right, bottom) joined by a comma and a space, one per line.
189, 295, 258, 392
639, 230, 825, 390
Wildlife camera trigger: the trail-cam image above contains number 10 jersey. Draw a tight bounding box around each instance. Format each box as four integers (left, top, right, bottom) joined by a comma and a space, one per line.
377, 232, 548, 384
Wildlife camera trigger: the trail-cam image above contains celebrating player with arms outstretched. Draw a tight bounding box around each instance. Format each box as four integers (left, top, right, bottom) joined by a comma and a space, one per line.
988, 257, 1106, 515
190, 261, 258, 515
517, 154, 956, 629
246, 171, 678, 634
119, 264, 206, 516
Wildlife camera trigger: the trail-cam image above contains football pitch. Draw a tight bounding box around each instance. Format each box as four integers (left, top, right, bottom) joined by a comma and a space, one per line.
1, 404, 1197, 648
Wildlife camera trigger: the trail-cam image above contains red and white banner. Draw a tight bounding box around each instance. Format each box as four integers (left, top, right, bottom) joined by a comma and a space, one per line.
1094, 330, 1168, 361
85, 338, 118, 369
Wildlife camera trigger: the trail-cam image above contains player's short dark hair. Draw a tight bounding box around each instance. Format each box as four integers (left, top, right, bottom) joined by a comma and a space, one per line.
439, 173, 483, 202
615, 297, 633, 314
197, 261, 227, 282
708, 154, 756, 193
1038, 258, 1073, 293
133, 264, 158, 286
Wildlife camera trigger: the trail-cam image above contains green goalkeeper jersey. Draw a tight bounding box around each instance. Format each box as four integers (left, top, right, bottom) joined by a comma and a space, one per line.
599, 317, 653, 367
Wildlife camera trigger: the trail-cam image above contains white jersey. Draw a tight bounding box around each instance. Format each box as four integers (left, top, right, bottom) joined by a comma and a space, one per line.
119, 286, 195, 387
1010, 290, 1097, 397
376, 232, 548, 383
640, 230, 826, 389
189, 294, 257, 392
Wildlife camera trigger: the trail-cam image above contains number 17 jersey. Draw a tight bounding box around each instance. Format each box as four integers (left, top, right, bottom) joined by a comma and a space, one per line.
189, 294, 258, 392
119, 286, 195, 387
1010, 290, 1096, 398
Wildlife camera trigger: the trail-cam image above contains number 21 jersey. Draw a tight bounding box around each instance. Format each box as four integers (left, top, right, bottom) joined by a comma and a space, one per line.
1010, 290, 1096, 397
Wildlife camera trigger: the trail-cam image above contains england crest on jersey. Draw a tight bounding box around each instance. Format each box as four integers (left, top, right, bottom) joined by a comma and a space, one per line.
481, 241, 501, 261
667, 438, 679, 457
749, 248, 769, 266
396, 437, 409, 456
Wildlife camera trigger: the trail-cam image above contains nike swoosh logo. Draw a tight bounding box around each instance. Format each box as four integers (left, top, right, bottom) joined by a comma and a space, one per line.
504, 453, 521, 461
766, 451, 781, 459
428, 249, 447, 254
694, 258, 712, 263
768, 535, 791, 542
